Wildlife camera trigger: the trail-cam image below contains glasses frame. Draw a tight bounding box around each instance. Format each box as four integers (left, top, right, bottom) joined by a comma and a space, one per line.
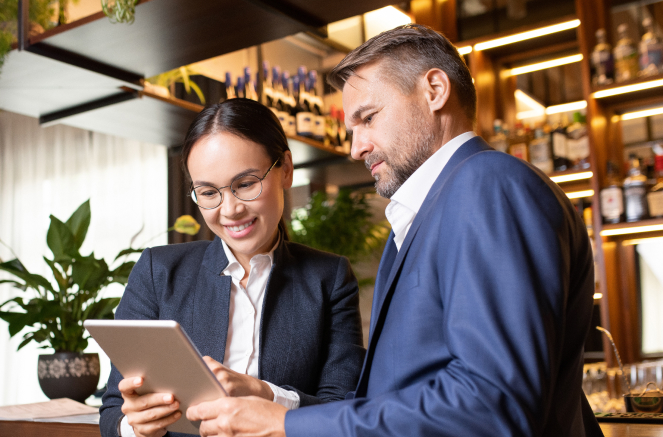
190, 159, 279, 210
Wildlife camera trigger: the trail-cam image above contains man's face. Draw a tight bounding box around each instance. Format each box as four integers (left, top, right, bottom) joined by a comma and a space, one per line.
343, 62, 438, 199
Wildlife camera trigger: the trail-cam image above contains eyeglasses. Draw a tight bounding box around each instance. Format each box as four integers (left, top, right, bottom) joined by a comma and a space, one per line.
190, 159, 279, 210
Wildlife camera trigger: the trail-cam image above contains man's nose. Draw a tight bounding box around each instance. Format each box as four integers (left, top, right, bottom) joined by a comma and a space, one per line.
350, 130, 373, 161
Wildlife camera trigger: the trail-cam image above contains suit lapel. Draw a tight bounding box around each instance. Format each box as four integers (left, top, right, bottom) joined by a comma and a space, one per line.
369, 235, 397, 337
189, 237, 232, 363
357, 137, 492, 395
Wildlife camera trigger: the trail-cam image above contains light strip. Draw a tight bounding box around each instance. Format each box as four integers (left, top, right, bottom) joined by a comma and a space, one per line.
457, 46, 473, 55
550, 171, 593, 183
546, 100, 587, 115
505, 54, 583, 76
516, 109, 545, 119
474, 19, 580, 51
621, 106, 663, 120
622, 236, 663, 245
514, 89, 545, 110
593, 78, 663, 98
600, 224, 663, 236
593, 293, 603, 300
566, 189, 594, 199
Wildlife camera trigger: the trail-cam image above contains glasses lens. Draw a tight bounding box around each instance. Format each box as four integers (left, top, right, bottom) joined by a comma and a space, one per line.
231, 175, 262, 201
192, 186, 222, 209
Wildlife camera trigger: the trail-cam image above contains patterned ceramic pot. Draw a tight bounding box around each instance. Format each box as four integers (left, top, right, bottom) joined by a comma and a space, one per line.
38, 352, 100, 403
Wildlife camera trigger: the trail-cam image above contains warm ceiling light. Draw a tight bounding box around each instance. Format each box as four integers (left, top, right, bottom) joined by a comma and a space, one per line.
474, 19, 580, 51
593, 78, 663, 98
621, 106, 663, 120
600, 224, 663, 236
593, 293, 603, 300
515, 89, 544, 109
622, 236, 663, 245
566, 189, 594, 199
516, 109, 545, 119
457, 46, 473, 55
364, 6, 412, 40
505, 54, 583, 76
546, 100, 587, 115
550, 171, 593, 183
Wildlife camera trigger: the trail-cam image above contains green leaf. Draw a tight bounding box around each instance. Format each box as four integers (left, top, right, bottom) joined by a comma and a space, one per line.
110, 261, 136, 284
0, 259, 53, 292
114, 248, 144, 261
46, 215, 77, 261
65, 200, 91, 251
72, 255, 110, 292
17, 335, 34, 350
43, 257, 69, 291
85, 297, 121, 320
0, 279, 27, 291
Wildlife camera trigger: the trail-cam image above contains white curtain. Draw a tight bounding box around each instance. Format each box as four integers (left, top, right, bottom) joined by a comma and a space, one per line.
0, 111, 168, 406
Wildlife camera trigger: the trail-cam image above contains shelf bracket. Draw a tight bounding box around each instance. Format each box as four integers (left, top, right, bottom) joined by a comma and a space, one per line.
27, 43, 144, 88
39, 90, 139, 127
241, 0, 328, 38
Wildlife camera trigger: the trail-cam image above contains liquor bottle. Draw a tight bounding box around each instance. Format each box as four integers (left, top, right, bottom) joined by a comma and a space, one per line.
591, 28, 614, 86
293, 75, 314, 138
614, 23, 639, 82
326, 105, 340, 148
528, 126, 554, 174
488, 119, 509, 153
261, 62, 275, 108
639, 17, 663, 77
338, 109, 351, 154
552, 114, 570, 172
623, 155, 649, 222
282, 72, 297, 137
600, 160, 624, 224
225, 72, 236, 100
308, 70, 326, 143
508, 122, 529, 162
647, 154, 663, 218
235, 76, 246, 99
566, 112, 590, 170
243, 67, 258, 101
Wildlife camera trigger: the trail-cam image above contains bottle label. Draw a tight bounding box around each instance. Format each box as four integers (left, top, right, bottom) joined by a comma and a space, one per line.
615, 52, 639, 81
296, 112, 313, 136
314, 115, 326, 140
287, 116, 297, 137
640, 42, 663, 71
277, 111, 289, 132
510, 143, 528, 161
566, 137, 590, 161
552, 132, 567, 158
624, 185, 648, 221
648, 191, 663, 217
592, 50, 614, 81
600, 187, 624, 220
529, 139, 553, 173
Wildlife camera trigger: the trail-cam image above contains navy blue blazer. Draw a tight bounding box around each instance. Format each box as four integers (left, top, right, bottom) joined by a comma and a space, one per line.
99, 237, 365, 437
285, 137, 603, 436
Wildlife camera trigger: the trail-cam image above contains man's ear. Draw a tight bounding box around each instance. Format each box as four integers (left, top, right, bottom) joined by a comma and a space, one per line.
422, 69, 451, 113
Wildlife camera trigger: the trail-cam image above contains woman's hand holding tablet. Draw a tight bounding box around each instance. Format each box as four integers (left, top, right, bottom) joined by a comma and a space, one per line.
202, 356, 274, 400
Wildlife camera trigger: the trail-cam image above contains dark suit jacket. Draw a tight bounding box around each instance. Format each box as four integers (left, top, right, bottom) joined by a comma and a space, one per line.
285, 137, 603, 436
99, 237, 365, 437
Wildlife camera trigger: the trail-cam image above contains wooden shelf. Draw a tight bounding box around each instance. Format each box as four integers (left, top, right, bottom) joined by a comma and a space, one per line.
591, 73, 663, 107
600, 218, 663, 238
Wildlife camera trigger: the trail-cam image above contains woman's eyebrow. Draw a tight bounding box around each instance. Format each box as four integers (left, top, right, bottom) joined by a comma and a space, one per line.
192, 168, 261, 187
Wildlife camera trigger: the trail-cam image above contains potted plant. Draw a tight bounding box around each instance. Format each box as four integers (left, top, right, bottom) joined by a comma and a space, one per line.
0, 200, 200, 402
289, 189, 390, 286
101, 0, 140, 24
146, 66, 207, 104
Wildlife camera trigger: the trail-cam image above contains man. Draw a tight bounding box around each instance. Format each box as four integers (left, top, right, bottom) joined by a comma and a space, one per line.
188, 24, 603, 436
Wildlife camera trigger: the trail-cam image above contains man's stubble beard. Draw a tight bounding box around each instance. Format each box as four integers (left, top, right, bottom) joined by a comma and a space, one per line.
368, 116, 438, 199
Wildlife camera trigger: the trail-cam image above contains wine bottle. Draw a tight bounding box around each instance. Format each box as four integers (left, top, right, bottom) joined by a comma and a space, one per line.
261, 61, 274, 108
600, 160, 624, 224
282, 71, 297, 137
647, 154, 663, 218
508, 122, 529, 162
243, 67, 258, 101
623, 155, 649, 222
489, 119, 509, 153
614, 23, 639, 82
566, 112, 590, 170
528, 126, 554, 174
591, 28, 614, 86
225, 72, 236, 100
552, 114, 570, 172
294, 71, 314, 138
308, 70, 326, 143
639, 17, 663, 77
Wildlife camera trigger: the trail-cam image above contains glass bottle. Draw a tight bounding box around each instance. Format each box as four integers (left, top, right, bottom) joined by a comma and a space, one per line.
614, 23, 639, 82
224, 72, 236, 100
639, 17, 663, 77
566, 112, 590, 170
508, 122, 530, 162
647, 155, 663, 218
623, 155, 649, 222
308, 70, 326, 142
600, 160, 624, 224
260, 61, 274, 109
488, 119, 509, 153
592, 28, 614, 86
552, 114, 571, 172
528, 126, 554, 174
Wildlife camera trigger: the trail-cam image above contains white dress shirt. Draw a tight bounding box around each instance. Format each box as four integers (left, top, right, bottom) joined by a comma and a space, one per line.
385, 131, 476, 250
120, 236, 299, 437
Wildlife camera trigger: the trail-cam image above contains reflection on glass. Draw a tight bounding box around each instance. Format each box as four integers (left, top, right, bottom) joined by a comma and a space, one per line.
637, 238, 663, 354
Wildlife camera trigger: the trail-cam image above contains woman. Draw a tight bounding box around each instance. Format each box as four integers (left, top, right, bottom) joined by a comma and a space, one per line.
99, 99, 365, 437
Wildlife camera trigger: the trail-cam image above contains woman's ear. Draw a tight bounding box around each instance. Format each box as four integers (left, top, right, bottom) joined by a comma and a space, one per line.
282, 150, 294, 190
423, 69, 451, 113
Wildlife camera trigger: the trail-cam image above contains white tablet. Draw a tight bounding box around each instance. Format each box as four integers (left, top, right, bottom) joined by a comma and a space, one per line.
84, 319, 227, 435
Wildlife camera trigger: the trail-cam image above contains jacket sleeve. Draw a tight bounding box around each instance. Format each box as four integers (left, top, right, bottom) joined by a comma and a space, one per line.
284, 157, 594, 436
281, 256, 366, 407
99, 248, 160, 437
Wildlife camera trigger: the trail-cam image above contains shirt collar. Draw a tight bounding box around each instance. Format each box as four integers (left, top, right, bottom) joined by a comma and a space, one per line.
221, 232, 280, 281
389, 131, 476, 216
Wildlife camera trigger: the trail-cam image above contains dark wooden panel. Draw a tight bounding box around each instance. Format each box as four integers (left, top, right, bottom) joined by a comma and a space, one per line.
0, 420, 101, 437
284, 0, 399, 25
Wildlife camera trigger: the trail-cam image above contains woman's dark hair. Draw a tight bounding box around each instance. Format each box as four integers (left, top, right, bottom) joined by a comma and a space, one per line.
182, 98, 291, 240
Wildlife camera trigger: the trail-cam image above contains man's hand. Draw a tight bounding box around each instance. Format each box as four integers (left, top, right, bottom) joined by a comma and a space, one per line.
187, 396, 287, 437
203, 356, 274, 400
119, 376, 181, 437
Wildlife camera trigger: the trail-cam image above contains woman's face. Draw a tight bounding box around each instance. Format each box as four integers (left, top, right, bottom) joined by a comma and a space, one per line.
187, 132, 293, 263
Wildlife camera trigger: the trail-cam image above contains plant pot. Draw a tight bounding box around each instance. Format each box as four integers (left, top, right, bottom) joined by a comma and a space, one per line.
38, 352, 100, 403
